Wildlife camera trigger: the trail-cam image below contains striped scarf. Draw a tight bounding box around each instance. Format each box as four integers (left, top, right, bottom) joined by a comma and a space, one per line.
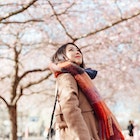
51, 61, 124, 140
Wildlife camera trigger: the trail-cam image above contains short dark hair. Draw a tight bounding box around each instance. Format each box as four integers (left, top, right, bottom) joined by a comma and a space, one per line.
51, 43, 85, 68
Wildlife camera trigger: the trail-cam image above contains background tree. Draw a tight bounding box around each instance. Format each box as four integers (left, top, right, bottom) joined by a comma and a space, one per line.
0, 32, 52, 139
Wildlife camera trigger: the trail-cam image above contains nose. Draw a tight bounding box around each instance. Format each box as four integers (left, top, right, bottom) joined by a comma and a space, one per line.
76, 51, 80, 54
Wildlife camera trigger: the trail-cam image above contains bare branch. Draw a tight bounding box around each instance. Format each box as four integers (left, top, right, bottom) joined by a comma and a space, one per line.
48, 0, 74, 41
1, 19, 44, 24
23, 72, 52, 89
23, 89, 54, 98
0, 56, 15, 62
19, 67, 50, 82
0, 71, 11, 79
0, 95, 9, 107
74, 11, 140, 41
0, 0, 38, 22
50, 2, 75, 16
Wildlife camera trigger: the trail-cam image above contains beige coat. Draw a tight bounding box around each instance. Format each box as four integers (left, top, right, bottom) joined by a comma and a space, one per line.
54, 73, 100, 140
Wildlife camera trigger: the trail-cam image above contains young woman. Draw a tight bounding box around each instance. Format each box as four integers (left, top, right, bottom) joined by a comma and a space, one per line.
49, 43, 124, 140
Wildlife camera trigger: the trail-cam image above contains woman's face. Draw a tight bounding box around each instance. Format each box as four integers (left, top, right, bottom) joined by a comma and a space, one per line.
65, 44, 83, 65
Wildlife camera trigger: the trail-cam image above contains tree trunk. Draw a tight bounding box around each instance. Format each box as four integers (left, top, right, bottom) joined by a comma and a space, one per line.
8, 105, 17, 140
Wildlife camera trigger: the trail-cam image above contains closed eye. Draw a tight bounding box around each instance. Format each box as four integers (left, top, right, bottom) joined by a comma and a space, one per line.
68, 48, 73, 51
69, 49, 73, 51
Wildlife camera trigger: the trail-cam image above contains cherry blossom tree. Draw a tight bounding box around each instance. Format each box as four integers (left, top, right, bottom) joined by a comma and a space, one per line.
0, 0, 140, 139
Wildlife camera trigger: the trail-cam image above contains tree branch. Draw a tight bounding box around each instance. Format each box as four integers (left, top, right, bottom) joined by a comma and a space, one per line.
0, 95, 9, 107
74, 11, 140, 41
23, 72, 52, 89
48, 0, 74, 41
1, 19, 44, 24
0, 0, 38, 22
19, 67, 50, 82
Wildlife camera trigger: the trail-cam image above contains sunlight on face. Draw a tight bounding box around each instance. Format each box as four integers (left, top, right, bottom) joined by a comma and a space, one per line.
65, 44, 83, 65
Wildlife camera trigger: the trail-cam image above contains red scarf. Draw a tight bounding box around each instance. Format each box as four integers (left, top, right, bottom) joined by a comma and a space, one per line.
50, 61, 124, 140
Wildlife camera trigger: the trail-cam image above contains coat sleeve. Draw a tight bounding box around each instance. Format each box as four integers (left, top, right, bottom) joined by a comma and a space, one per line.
57, 73, 91, 140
